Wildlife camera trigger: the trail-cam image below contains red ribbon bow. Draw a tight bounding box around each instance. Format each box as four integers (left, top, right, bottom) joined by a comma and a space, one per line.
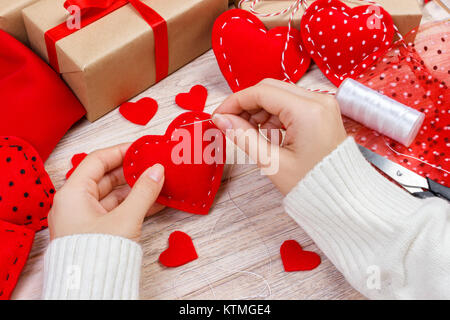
45, 0, 168, 82
63, 0, 117, 13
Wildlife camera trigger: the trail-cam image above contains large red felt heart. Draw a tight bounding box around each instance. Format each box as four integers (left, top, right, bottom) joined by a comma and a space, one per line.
0, 136, 55, 231
280, 240, 321, 272
119, 97, 158, 126
0, 220, 35, 300
0, 220, 34, 300
212, 9, 310, 92
123, 111, 226, 215
301, 0, 394, 86
175, 85, 208, 112
159, 231, 198, 268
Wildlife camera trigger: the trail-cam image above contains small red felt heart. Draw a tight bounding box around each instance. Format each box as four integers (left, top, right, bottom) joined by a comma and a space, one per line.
175, 85, 208, 112
0, 220, 35, 300
65, 152, 88, 179
123, 111, 226, 215
301, 0, 394, 86
280, 240, 321, 272
159, 231, 198, 268
212, 9, 310, 92
119, 97, 158, 126
0, 136, 55, 231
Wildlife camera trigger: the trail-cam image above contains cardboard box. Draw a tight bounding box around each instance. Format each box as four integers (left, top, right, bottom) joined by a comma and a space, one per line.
0, 0, 40, 43
23, 0, 228, 121
234, 0, 422, 36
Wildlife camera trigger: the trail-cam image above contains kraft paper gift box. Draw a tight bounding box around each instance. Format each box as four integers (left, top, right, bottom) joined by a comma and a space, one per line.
0, 0, 40, 43
234, 0, 422, 36
23, 0, 228, 121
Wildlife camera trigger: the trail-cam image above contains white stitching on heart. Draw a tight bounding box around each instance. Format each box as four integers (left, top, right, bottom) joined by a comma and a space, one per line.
304, 3, 390, 81
216, 14, 306, 90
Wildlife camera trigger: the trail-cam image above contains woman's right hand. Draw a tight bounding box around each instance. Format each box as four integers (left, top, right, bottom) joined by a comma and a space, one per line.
212, 78, 347, 195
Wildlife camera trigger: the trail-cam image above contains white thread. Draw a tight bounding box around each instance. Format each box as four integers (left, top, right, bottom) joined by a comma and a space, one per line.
383, 138, 450, 175
336, 79, 425, 147
206, 163, 273, 299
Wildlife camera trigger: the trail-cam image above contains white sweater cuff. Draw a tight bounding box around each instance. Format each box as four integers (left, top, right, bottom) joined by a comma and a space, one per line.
42, 234, 142, 300
283, 137, 424, 296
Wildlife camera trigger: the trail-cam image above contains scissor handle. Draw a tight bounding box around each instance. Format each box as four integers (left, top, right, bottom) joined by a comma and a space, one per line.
426, 178, 450, 202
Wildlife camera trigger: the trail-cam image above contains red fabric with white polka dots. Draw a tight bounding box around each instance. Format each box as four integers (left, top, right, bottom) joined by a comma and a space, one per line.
301, 0, 395, 86
347, 21, 450, 187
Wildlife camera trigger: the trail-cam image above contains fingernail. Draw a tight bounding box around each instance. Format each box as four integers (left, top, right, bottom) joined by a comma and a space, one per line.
147, 164, 164, 182
212, 114, 233, 131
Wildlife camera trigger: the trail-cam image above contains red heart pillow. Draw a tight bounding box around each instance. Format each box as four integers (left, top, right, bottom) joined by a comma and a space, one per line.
212, 8, 310, 92
0, 31, 85, 162
123, 112, 226, 215
119, 97, 158, 126
301, 0, 395, 86
159, 231, 198, 268
280, 240, 321, 272
175, 85, 208, 112
0, 220, 35, 300
0, 136, 55, 231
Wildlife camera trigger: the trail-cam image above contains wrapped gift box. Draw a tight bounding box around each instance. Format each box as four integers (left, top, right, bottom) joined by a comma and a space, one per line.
0, 0, 40, 43
234, 0, 422, 36
23, 0, 228, 121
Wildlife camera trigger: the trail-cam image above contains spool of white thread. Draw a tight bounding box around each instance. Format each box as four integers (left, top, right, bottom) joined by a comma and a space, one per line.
336, 78, 425, 147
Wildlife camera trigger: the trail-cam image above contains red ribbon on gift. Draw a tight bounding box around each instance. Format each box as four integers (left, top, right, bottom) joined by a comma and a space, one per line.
44, 0, 169, 82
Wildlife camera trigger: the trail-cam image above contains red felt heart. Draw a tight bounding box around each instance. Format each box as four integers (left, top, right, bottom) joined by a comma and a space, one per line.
280, 240, 321, 272
0, 220, 35, 300
301, 0, 395, 86
119, 97, 158, 126
175, 85, 208, 112
0, 136, 55, 231
123, 111, 226, 215
212, 9, 310, 92
159, 231, 198, 268
65, 152, 88, 179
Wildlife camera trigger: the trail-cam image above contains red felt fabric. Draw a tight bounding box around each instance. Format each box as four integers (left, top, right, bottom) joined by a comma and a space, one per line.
175, 85, 208, 112
66, 152, 88, 179
212, 9, 310, 92
0, 31, 85, 162
0, 136, 55, 232
119, 98, 158, 126
349, 21, 450, 187
280, 240, 321, 272
123, 112, 226, 215
0, 220, 35, 300
159, 231, 198, 268
300, 0, 394, 86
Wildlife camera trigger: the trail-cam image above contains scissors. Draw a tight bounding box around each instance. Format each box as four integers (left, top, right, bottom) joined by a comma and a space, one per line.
358, 145, 450, 201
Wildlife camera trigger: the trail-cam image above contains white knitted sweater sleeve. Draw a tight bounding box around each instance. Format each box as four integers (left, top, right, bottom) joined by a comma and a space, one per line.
42, 234, 142, 300
284, 137, 450, 299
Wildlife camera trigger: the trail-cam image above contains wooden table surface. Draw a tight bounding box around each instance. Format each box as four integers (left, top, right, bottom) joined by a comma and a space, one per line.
11, 2, 443, 300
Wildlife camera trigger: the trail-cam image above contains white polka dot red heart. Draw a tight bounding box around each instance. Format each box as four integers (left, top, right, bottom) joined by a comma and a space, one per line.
301, 0, 395, 86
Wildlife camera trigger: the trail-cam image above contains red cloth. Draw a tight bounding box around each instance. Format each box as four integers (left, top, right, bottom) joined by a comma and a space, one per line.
0, 220, 35, 300
350, 21, 450, 187
0, 31, 85, 162
45, 0, 168, 82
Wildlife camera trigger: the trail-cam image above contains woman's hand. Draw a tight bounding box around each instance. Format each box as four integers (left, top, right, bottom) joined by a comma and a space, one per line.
48, 144, 165, 242
213, 78, 347, 195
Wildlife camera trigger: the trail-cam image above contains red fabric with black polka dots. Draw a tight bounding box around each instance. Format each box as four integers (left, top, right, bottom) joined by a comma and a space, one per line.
0, 221, 34, 300
347, 21, 450, 187
0, 136, 55, 231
